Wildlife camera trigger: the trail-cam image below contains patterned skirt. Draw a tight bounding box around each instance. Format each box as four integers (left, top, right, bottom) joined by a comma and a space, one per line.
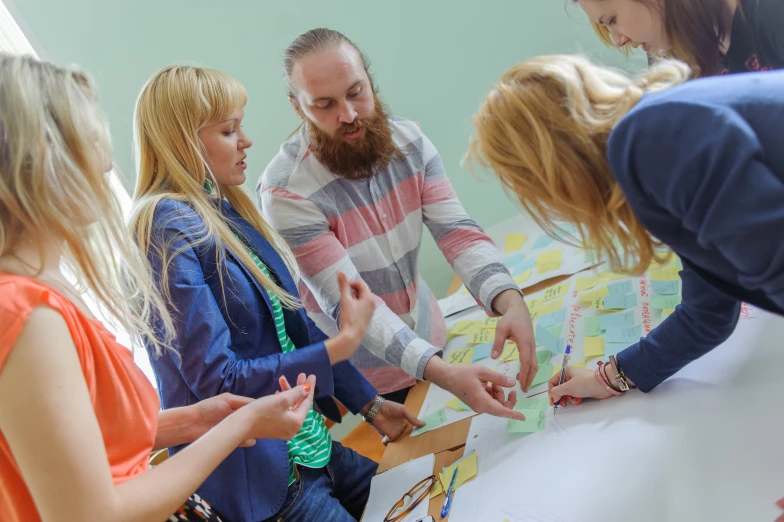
168, 494, 230, 522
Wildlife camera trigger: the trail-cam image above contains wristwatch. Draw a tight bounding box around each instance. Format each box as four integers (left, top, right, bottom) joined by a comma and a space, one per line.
363, 396, 385, 425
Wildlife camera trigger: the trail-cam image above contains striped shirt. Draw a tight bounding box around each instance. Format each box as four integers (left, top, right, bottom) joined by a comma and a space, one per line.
239, 236, 332, 485
258, 117, 517, 393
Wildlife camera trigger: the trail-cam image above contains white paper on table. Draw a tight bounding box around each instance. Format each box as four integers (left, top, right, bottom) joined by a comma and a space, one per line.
448, 306, 784, 522
362, 453, 434, 522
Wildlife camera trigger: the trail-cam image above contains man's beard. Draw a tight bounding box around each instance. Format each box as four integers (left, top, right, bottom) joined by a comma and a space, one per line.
307, 96, 401, 180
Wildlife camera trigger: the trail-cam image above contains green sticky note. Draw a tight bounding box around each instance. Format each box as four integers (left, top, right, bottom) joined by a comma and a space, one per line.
536, 350, 553, 364
507, 409, 546, 433
602, 293, 638, 310
415, 408, 448, 435
514, 396, 550, 411
607, 280, 633, 296
584, 317, 604, 337
544, 324, 563, 338
651, 294, 682, 309
530, 363, 554, 387
599, 311, 635, 329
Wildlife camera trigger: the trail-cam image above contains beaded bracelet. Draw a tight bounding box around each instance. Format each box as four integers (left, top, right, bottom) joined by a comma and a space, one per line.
595, 361, 623, 397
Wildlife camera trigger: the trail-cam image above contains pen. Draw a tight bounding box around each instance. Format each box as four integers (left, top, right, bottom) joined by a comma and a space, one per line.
440, 466, 459, 518
553, 344, 571, 415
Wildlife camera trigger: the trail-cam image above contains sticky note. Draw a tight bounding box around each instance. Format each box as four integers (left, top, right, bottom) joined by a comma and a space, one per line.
651, 280, 680, 295
447, 319, 480, 338
504, 233, 528, 253
525, 298, 542, 312
579, 285, 609, 302
584, 317, 604, 337
430, 480, 443, 498
599, 311, 635, 329
575, 276, 598, 291
649, 255, 681, 271
514, 395, 551, 411
469, 329, 493, 345
447, 347, 474, 366
553, 223, 577, 238
415, 408, 448, 435
514, 269, 532, 286
508, 256, 536, 276
651, 294, 682, 309
479, 317, 501, 329
552, 359, 586, 377
604, 342, 629, 357
471, 342, 493, 362
584, 250, 600, 264
536, 350, 553, 364
542, 281, 570, 302
533, 235, 554, 249
535, 325, 562, 353
607, 280, 633, 296
507, 409, 546, 433
602, 293, 638, 310
604, 325, 642, 343
531, 363, 554, 387
596, 271, 627, 285
530, 298, 564, 320
662, 308, 675, 318
500, 343, 519, 362
544, 324, 563, 338
446, 397, 472, 411
650, 266, 680, 281
536, 250, 562, 274
584, 336, 605, 357
537, 309, 566, 328
439, 451, 478, 491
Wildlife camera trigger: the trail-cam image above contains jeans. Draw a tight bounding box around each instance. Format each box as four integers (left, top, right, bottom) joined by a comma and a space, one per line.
265, 441, 379, 522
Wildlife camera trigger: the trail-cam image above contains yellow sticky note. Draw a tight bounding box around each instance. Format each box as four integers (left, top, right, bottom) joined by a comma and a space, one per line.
480, 317, 500, 329
536, 250, 562, 274
430, 479, 443, 498
446, 397, 472, 411
447, 347, 474, 366
459, 285, 470, 295
553, 359, 586, 376
575, 276, 598, 291
531, 298, 564, 320
526, 298, 542, 312
578, 285, 609, 302
514, 269, 532, 286
469, 329, 493, 345
542, 282, 570, 302
584, 337, 605, 357
650, 266, 680, 281
596, 271, 627, 284
448, 319, 480, 338
500, 343, 519, 362
649, 254, 680, 271
439, 452, 478, 492
662, 307, 675, 318
504, 233, 528, 253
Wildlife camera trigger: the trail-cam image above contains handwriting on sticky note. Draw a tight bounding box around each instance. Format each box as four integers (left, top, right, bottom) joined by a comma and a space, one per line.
415, 408, 448, 435
469, 329, 493, 345
584, 317, 604, 337
607, 280, 633, 295
650, 266, 680, 281
651, 279, 680, 295
579, 285, 609, 302
446, 397, 472, 411
575, 276, 598, 291
651, 294, 682, 309
507, 409, 546, 433
448, 319, 480, 338
471, 343, 493, 362
536, 250, 562, 274
542, 281, 570, 302
514, 269, 532, 286
439, 451, 478, 491
584, 336, 605, 357
447, 347, 474, 365
604, 324, 642, 343
480, 317, 500, 330
500, 343, 519, 362
599, 311, 635, 329
504, 233, 528, 253
602, 293, 638, 310
530, 298, 564, 320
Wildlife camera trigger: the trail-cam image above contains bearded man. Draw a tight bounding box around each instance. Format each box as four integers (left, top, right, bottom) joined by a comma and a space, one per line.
258, 28, 536, 421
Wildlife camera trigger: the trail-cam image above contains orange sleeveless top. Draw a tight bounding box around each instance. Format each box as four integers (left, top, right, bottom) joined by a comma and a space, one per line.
0, 274, 160, 522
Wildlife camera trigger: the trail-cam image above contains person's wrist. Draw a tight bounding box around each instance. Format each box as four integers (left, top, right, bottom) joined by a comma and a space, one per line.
423, 356, 451, 387
491, 288, 525, 315
326, 329, 362, 363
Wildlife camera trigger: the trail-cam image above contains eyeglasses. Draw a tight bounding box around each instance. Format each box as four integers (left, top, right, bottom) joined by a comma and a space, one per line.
384, 475, 436, 522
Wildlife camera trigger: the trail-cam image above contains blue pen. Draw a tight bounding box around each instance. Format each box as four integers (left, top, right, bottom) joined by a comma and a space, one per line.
440, 466, 459, 518
553, 344, 572, 415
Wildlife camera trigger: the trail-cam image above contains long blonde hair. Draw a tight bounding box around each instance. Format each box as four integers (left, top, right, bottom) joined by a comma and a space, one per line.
467, 54, 690, 274
0, 53, 174, 354
129, 65, 299, 311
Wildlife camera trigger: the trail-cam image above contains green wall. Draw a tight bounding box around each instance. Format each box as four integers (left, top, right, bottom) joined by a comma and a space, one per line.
10, 0, 647, 297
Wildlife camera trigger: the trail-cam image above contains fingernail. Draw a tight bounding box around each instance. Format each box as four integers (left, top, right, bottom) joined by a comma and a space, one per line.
549, 397, 554, 404
302, 384, 311, 392
777, 497, 784, 509
505, 377, 515, 386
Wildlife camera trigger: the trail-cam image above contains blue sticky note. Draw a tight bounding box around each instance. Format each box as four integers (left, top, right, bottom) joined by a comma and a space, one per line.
471, 343, 493, 362
651, 280, 680, 295
508, 257, 536, 277
604, 342, 630, 357
537, 308, 566, 328
607, 280, 633, 296
599, 311, 635, 329
604, 325, 642, 343
544, 324, 563, 338
602, 293, 638, 310
533, 235, 554, 249
553, 223, 577, 240
535, 325, 563, 353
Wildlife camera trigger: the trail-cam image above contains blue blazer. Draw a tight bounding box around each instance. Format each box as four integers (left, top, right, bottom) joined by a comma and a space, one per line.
144, 197, 377, 522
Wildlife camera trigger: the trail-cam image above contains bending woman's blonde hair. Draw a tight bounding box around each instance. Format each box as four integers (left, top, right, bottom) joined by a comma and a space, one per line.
130, 65, 299, 310
0, 53, 174, 354
467, 54, 690, 274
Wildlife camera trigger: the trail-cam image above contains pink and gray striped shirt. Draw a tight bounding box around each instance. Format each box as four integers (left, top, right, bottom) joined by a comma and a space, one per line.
258, 117, 517, 393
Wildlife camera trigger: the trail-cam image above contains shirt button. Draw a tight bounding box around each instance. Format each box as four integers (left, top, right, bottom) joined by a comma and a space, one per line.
405, 278, 411, 285
382, 213, 388, 220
